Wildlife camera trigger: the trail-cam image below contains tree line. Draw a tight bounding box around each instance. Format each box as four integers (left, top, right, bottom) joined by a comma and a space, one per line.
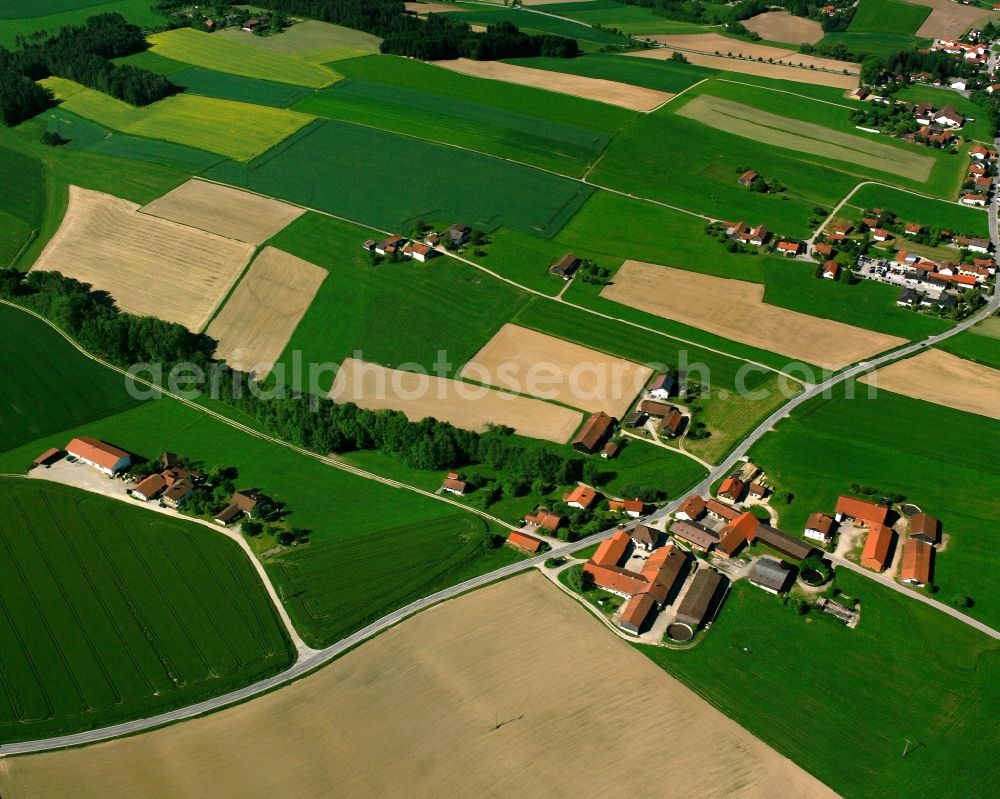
1, 268, 586, 482
0, 13, 176, 127
259, 0, 578, 59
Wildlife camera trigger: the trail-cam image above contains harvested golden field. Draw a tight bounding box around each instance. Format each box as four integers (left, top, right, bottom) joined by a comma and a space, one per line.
460, 323, 652, 418
206, 247, 326, 378
429, 58, 671, 111
677, 94, 934, 181
638, 33, 858, 70
140, 180, 304, 244
602, 261, 904, 369
912, 0, 993, 38
860, 349, 1000, 421
404, 1, 461, 12
0, 573, 840, 799
329, 357, 583, 443
31, 187, 253, 331
743, 10, 824, 44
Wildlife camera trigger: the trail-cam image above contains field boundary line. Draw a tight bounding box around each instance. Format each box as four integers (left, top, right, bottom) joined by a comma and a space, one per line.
646, 77, 708, 114
715, 78, 855, 110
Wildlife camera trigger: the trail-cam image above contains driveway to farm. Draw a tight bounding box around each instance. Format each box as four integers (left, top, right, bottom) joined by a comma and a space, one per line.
3, 163, 999, 754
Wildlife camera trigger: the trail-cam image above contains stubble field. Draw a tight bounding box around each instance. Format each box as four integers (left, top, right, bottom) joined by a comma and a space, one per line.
0, 572, 838, 799
206, 247, 327, 377
743, 11, 825, 44
31, 186, 253, 331
602, 260, 906, 368
140, 179, 305, 244
329, 357, 584, 443
459, 323, 653, 417
911, 0, 992, 38
860, 349, 1000, 421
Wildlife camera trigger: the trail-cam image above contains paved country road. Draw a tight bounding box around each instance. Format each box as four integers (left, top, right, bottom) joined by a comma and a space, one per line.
3, 170, 999, 754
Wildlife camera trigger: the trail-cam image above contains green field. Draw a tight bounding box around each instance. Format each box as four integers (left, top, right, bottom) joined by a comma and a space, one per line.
147, 28, 341, 88
293, 77, 616, 176
504, 53, 715, 94
0, 305, 143, 454
204, 119, 594, 236
0, 0, 165, 47
0, 145, 44, 268
895, 84, 996, 144
449, 4, 635, 48
937, 316, 1000, 369
750, 384, 1000, 628
818, 30, 929, 58
0, 478, 294, 743
642, 571, 1000, 798
533, 1, 720, 34
41, 77, 314, 162
848, 0, 931, 35
845, 184, 990, 237
171, 67, 314, 108
216, 19, 381, 61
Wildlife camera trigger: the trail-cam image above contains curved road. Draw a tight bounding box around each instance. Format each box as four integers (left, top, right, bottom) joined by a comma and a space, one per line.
3, 149, 1000, 754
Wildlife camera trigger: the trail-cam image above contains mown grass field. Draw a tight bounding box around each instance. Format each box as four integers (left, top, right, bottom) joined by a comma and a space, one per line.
641, 572, 1000, 798
750, 383, 1000, 628
0, 477, 294, 743
539, 0, 720, 34
937, 316, 1000, 369
449, 4, 635, 48
216, 19, 381, 61
42, 77, 314, 161
0, 305, 143, 454
204, 119, 593, 236
147, 28, 341, 88
0, 145, 45, 268
504, 53, 715, 94
0, 0, 164, 46
171, 67, 313, 108
845, 183, 990, 237
293, 78, 615, 176
848, 0, 931, 35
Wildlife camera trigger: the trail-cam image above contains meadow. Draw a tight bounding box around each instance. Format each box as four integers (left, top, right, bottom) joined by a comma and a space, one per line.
0, 0, 164, 47
170, 67, 314, 108
539, 0, 720, 35
0, 477, 294, 743
216, 19, 382, 61
42, 77, 314, 162
0, 304, 142, 454
0, 145, 44, 268
818, 30, 928, 58
204, 119, 594, 236
147, 28, 341, 88
848, 0, 931, 35
937, 317, 1000, 369
448, 4, 635, 48
504, 53, 715, 94
844, 183, 990, 237
292, 78, 614, 176
750, 383, 1000, 628
895, 84, 996, 143
641, 572, 1000, 798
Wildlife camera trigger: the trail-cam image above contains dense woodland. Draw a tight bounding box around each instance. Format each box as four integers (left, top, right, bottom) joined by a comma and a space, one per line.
260, 0, 578, 59
0, 269, 586, 481
0, 14, 176, 126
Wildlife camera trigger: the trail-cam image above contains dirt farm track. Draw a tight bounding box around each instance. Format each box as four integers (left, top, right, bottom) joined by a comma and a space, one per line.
860, 349, 1000, 421
602, 260, 904, 369
0, 573, 839, 799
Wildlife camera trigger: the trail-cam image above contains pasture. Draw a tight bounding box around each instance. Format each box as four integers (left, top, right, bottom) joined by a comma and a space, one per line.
0, 305, 142, 455
818, 30, 929, 57
750, 384, 1000, 628
676, 94, 934, 183
743, 11, 824, 44
0, 0, 164, 47
0, 145, 44, 268
0, 573, 838, 799
329, 357, 584, 443
937, 316, 1000, 369
849, 0, 931, 35
170, 67, 313, 108
140, 179, 305, 244
293, 77, 615, 176
206, 247, 327, 378
32, 186, 253, 331
428, 58, 671, 111
459, 323, 653, 418
0, 477, 293, 743
643, 572, 1000, 799
845, 184, 990, 238
448, 5, 634, 48
860, 349, 1000, 421
42, 77, 314, 162
601, 260, 905, 369
503, 53, 715, 94
541, 1, 721, 35
203, 119, 594, 237
216, 19, 381, 61
147, 28, 341, 88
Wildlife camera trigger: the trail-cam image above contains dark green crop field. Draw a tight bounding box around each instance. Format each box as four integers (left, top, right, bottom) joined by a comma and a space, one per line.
0, 145, 44, 268
0, 478, 294, 743
504, 53, 716, 94
171, 67, 314, 108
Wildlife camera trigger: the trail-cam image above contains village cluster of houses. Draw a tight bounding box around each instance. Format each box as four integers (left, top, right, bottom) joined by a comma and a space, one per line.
362, 222, 470, 263
33, 438, 264, 528
722, 219, 803, 257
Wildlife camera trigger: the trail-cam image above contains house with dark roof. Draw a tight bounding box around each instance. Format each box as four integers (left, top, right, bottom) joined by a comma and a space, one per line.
600, 442, 619, 459
572, 411, 615, 454
618, 593, 657, 635
630, 524, 658, 551
214, 490, 264, 526
638, 400, 675, 418
676, 495, 706, 521
674, 568, 724, 631
748, 558, 793, 594
705, 499, 740, 522
909, 512, 940, 545
754, 523, 814, 561
549, 253, 580, 279
446, 222, 470, 246
648, 373, 676, 399
659, 410, 685, 439
129, 473, 168, 502
162, 478, 194, 509
670, 519, 719, 552
804, 512, 836, 543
